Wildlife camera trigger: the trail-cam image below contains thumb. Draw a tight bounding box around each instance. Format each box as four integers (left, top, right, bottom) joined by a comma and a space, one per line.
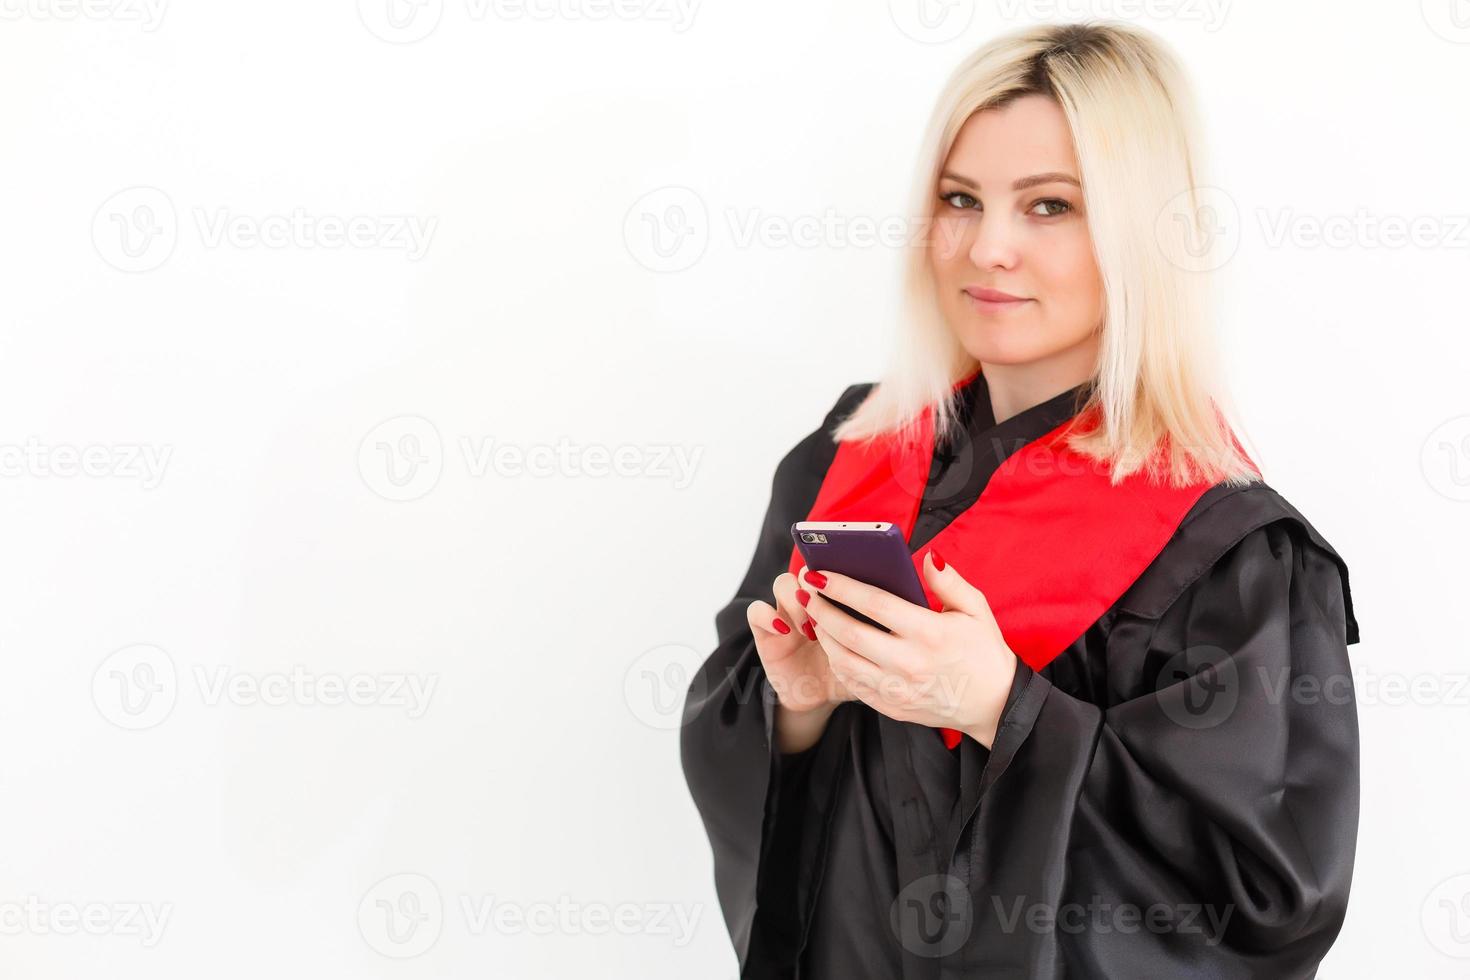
921, 549, 990, 617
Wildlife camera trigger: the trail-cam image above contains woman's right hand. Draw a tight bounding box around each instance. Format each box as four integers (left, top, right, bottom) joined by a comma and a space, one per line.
746, 570, 856, 716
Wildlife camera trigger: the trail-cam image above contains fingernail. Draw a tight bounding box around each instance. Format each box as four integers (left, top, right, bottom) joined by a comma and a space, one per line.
772, 617, 791, 635
802, 620, 817, 641
931, 549, 946, 571
796, 588, 810, 607
803, 570, 827, 589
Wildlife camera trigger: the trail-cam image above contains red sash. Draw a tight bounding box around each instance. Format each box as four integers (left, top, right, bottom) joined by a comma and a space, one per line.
788, 374, 1254, 748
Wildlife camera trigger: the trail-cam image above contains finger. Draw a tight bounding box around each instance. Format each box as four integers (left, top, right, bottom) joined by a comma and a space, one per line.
799, 574, 907, 671
799, 564, 935, 638
798, 565, 924, 665
813, 620, 887, 704
919, 549, 991, 617
771, 571, 816, 639
745, 599, 795, 639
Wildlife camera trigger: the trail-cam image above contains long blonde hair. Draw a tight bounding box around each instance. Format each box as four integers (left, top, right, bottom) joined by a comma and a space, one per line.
833, 21, 1259, 489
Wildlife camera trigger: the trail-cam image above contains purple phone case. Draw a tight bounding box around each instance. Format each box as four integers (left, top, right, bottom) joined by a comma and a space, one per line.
789, 522, 930, 633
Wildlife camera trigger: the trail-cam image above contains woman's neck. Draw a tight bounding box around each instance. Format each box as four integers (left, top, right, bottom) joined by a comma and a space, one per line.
978, 335, 1099, 425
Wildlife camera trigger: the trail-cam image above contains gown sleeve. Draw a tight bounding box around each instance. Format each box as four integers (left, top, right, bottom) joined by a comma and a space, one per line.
679, 385, 866, 978
968, 510, 1360, 979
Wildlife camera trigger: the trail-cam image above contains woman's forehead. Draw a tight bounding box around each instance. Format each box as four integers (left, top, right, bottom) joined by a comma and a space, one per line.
943, 97, 1079, 180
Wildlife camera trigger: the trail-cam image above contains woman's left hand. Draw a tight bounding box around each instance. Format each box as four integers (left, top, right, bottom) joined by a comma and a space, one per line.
796, 551, 1019, 748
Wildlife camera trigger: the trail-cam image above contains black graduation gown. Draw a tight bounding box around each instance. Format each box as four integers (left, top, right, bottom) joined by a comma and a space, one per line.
680, 374, 1361, 979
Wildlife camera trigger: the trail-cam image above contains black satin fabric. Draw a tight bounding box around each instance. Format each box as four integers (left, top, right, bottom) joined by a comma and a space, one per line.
680, 376, 1361, 980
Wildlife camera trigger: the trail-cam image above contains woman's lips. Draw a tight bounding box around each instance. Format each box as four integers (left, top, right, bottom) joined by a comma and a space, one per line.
963, 286, 1032, 312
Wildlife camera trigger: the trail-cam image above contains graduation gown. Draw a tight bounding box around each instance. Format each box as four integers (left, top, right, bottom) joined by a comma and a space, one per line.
680, 373, 1361, 979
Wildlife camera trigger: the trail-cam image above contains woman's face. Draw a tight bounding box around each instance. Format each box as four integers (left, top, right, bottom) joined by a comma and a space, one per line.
929, 94, 1104, 368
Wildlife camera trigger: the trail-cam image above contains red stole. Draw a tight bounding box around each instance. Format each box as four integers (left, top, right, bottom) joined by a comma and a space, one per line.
788, 373, 1254, 748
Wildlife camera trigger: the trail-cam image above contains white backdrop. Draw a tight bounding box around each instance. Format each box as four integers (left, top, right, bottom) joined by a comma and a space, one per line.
1, 1, 1466, 976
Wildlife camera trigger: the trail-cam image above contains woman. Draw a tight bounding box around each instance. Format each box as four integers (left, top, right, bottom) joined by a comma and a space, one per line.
681, 22, 1359, 980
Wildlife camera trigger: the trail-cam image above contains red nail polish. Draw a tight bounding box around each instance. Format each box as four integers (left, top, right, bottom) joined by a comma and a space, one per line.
931, 549, 946, 571
804, 570, 827, 589
772, 617, 790, 635
796, 588, 810, 607
801, 620, 817, 641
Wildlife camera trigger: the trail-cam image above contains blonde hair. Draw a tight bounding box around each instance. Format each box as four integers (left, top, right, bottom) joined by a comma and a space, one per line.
833, 21, 1259, 489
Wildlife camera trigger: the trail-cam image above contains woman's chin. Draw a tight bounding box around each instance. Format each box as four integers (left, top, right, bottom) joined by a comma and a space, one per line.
956, 333, 1049, 367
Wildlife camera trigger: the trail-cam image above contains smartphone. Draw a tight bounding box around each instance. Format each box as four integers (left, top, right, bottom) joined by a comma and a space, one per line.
789, 521, 930, 633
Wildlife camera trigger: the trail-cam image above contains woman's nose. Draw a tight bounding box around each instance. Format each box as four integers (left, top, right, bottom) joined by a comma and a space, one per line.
967, 213, 1021, 269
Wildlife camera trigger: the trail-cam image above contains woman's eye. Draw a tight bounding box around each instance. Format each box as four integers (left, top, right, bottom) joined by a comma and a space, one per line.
940, 191, 979, 211
1029, 198, 1072, 217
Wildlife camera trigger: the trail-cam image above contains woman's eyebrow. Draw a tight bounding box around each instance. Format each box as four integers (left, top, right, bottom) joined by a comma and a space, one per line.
939, 171, 1081, 191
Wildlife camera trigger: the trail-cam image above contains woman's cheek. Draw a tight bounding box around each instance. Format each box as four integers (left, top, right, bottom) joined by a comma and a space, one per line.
930, 219, 972, 266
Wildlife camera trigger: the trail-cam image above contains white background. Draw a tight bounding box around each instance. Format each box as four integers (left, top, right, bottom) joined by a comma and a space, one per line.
1, 0, 1466, 976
